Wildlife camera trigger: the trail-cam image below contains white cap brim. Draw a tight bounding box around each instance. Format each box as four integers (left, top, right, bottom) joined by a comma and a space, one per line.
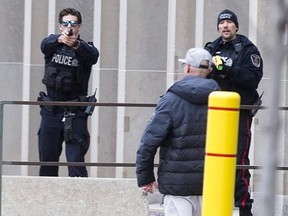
178, 59, 186, 63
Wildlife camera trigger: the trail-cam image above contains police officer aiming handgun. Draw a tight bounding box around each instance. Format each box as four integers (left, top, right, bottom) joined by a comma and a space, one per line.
38, 8, 99, 177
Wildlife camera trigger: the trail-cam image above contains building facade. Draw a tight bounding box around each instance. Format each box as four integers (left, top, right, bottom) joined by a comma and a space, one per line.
0, 0, 287, 194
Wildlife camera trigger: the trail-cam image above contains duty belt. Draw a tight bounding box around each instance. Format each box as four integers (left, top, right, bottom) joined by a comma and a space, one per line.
37, 91, 87, 112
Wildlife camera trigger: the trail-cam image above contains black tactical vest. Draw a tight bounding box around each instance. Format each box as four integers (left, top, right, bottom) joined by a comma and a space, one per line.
42, 45, 79, 94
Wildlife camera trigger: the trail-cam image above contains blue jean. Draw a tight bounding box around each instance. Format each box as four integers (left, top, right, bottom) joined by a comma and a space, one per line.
38, 107, 90, 177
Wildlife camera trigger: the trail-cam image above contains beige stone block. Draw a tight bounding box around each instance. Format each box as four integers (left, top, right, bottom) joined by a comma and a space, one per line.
2, 176, 148, 216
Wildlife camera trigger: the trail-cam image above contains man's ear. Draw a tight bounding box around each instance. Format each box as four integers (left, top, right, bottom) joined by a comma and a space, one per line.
186, 65, 190, 74
59, 24, 63, 32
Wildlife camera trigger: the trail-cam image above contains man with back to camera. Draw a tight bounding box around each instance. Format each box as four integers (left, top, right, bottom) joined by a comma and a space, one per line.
204, 9, 263, 216
136, 48, 220, 216
38, 8, 99, 177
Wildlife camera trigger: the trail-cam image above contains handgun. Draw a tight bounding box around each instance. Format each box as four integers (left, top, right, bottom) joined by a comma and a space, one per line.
68, 28, 73, 36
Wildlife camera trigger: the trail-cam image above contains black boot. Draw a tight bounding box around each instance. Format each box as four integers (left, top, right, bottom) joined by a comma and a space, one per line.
239, 206, 253, 216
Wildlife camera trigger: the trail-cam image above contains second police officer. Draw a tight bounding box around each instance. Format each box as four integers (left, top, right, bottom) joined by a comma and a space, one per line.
204, 9, 263, 216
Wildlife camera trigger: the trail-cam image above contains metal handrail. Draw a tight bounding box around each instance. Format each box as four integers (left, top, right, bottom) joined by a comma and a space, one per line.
1, 100, 279, 110
0, 100, 279, 215
3, 161, 288, 171
1, 100, 157, 107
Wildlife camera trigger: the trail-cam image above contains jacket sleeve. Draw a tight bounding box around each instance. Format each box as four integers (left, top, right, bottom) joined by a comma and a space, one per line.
40, 34, 99, 65
40, 34, 61, 56
75, 40, 99, 65
228, 48, 263, 90
136, 95, 173, 187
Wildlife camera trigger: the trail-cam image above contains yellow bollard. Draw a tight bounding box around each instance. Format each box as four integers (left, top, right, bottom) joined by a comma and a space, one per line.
202, 91, 240, 216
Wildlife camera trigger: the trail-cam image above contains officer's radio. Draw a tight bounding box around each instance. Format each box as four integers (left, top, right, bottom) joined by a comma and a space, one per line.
85, 88, 97, 116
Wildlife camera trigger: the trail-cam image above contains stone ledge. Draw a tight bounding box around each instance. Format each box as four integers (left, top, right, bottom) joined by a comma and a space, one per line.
2, 176, 148, 216
4, 176, 288, 216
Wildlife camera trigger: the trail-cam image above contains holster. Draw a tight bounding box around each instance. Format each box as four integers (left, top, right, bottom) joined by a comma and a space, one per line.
64, 113, 75, 142
37, 91, 55, 110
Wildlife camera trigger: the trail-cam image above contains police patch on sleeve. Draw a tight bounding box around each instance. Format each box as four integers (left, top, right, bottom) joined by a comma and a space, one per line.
251, 54, 261, 67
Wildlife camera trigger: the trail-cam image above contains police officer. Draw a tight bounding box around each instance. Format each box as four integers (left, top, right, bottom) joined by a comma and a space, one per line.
38, 8, 99, 177
204, 9, 263, 216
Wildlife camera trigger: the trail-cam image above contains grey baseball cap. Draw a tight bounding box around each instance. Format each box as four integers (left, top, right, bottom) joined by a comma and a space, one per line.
178, 48, 212, 69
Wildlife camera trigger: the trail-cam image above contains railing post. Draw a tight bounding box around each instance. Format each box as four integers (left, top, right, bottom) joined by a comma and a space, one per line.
0, 101, 3, 216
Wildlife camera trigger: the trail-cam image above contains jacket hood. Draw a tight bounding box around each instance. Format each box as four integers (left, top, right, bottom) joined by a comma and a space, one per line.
168, 76, 220, 104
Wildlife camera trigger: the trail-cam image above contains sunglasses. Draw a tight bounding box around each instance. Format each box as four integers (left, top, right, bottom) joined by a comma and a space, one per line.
61, 20, 79, 27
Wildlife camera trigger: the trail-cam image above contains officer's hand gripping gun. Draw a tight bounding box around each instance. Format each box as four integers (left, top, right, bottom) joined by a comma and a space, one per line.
68, 28, 73, 36
85, 88, 97, 116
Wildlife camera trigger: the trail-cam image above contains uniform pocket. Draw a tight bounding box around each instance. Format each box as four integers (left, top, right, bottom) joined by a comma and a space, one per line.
55, 71, 74, 92
42, 67, 58, 88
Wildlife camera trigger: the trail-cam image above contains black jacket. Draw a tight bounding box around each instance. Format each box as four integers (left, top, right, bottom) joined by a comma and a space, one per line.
205, 34, 263, 106
136, 76, 220, 196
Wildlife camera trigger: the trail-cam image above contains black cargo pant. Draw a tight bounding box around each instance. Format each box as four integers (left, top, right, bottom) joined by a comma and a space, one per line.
234, 110, 253, 209
38, 107, 90, 177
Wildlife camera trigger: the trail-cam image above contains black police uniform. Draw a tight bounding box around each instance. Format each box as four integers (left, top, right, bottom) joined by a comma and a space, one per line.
205, 34, 263, 210
38, 34, 99, 177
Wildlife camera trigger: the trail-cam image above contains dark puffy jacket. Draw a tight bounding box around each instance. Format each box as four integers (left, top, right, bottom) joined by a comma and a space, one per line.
136, 76, 220, 196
